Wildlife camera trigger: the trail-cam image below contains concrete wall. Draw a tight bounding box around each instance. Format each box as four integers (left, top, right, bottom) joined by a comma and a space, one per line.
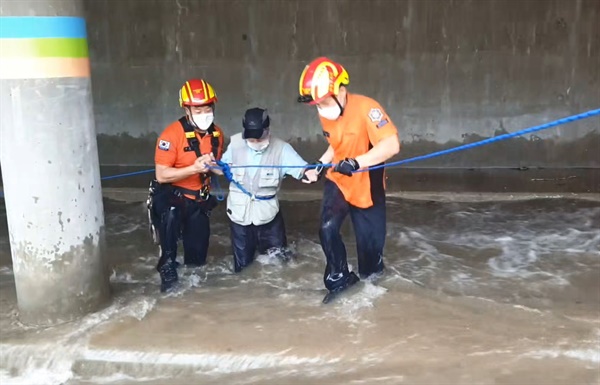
86, 0, 599, 169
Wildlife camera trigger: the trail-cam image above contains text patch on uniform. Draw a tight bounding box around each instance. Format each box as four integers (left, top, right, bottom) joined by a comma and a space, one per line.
158, 140, 171, 151
376, 119, 389, 128
368, 108, 383, 122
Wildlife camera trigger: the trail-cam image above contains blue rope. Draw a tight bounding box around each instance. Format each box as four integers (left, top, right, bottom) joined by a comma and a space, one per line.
228, 163, 329, 169
70, 107, 600, 182
101, 169, 154, 180
360, 108, 600, 172
2, 110, 596, 204
214, 160, 275, 200
226, 108, 600, 172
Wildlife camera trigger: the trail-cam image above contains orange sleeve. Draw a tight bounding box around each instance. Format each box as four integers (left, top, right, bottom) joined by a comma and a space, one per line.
363, 101, 399, 146
154, 125, 179, 167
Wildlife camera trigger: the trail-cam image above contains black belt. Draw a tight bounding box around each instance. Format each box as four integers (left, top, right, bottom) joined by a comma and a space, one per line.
173, 185, 210, 202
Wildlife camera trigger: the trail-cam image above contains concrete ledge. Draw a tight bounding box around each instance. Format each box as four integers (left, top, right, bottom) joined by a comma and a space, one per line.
100, 187, 600, 204
2, 168, 599, 201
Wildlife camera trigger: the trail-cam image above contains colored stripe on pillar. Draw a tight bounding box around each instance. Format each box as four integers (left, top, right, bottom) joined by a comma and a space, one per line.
1, 38, 89, 58
0, 16, 87, 38
0, 16, 90, 79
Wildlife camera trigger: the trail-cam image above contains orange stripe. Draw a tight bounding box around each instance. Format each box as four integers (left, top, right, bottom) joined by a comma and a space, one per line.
0, 57, 90, 79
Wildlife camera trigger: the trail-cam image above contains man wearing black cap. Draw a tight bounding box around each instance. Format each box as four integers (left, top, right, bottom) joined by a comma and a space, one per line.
218, 107, 319, 272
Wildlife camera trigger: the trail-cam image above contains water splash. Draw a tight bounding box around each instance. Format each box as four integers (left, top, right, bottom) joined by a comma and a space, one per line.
0, 295, 157, 385
525, 348, 600, 364
80, 349, 340, 374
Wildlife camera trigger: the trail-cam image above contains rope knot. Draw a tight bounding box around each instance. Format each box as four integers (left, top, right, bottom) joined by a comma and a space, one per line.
216, 160, 234, 182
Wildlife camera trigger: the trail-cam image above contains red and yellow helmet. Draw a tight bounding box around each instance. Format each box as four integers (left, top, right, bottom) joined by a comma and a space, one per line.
179, 79, 217, 107
298, 57, 349, 105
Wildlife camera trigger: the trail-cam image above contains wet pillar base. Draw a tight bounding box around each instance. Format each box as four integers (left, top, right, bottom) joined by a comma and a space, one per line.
0, 0, 111, 326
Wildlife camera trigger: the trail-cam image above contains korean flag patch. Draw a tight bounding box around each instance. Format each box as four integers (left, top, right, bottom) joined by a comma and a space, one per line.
158, 140, 171, 151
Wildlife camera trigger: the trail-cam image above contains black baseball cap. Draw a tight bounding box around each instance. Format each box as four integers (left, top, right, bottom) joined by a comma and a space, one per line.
242, 107, 270, 139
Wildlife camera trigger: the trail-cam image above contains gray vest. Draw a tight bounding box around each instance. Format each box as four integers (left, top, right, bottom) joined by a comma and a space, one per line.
226, 133, 286, 226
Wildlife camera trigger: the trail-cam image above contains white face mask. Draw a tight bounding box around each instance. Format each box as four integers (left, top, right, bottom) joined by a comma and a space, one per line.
317, 104, 342, 120
247, 140, 269, 152
192, 113, 214, 131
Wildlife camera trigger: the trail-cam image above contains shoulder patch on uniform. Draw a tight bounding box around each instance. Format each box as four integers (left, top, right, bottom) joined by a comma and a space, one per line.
368, 108, 383, 122
376, 119, 389, 128
158, 140, 171, 151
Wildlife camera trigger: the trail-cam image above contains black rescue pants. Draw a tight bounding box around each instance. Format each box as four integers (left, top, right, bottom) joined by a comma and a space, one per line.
151, 184, 216, 270
319, 177, 386, 292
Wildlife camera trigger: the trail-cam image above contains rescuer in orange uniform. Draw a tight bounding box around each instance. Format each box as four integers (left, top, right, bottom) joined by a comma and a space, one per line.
149, 79, 224, 292
297, 57, 400, 303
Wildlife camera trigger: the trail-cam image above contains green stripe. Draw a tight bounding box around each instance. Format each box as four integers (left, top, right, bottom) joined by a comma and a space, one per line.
0, 38, 88, 58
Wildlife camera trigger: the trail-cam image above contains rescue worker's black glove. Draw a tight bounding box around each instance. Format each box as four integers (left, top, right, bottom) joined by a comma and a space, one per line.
333, 158, 360, 176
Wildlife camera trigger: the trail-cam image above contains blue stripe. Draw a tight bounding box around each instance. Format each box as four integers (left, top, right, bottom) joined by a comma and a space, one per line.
0, 16, 87, 39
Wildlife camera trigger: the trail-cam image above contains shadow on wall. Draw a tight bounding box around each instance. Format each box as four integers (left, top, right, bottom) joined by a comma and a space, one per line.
96, 131, 600, 169
402, 131, 600, 168
97, 133, 158, 166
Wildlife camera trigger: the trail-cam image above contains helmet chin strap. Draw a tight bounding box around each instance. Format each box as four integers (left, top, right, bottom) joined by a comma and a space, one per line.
185, 107, 194, 124
185, 109, 200, 131
332, 94, 345, 117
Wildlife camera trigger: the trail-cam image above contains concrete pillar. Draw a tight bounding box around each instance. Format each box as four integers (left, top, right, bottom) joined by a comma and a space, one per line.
0, 0, 111, 326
